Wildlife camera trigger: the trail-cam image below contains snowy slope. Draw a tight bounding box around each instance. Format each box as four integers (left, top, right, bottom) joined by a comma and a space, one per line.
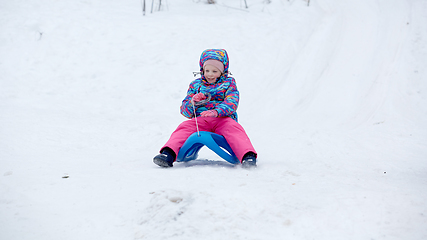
1, 0, 426, 239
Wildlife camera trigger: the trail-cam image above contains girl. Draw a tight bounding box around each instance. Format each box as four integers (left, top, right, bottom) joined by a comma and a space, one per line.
153, 49, 257, 168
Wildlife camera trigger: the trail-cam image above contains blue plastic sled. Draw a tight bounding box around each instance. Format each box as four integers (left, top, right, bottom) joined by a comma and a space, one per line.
176, 131, 239, 164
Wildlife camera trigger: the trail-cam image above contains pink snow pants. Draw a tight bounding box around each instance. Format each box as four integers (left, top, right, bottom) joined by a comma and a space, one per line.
161, 117, 257, 162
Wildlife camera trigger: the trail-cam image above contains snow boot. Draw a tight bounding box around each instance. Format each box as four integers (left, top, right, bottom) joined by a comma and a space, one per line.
153, 148, 175, 168
241, 152, 257, 169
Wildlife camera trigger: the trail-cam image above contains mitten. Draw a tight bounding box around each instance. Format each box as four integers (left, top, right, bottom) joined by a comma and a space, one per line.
200, 110, 218, 118
192, 93, 207, 103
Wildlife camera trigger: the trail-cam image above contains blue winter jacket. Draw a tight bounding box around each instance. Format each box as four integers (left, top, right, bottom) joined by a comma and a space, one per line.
180, 49, 239, 122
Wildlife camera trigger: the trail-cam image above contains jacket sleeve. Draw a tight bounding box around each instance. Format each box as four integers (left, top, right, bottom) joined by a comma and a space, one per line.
180, 81, 198, 119
215, 78, 239, 117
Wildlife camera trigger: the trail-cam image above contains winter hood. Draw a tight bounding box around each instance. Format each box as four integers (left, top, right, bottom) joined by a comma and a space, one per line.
199, 49, 230, 80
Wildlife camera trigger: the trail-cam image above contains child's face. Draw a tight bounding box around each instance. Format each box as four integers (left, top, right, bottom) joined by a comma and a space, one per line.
203, 64, 222, 84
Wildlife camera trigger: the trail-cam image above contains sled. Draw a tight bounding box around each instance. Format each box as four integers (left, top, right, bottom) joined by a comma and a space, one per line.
176, 131, 239, 164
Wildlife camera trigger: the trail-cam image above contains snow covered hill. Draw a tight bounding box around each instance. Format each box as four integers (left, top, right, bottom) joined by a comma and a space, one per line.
1, 0, 426, 239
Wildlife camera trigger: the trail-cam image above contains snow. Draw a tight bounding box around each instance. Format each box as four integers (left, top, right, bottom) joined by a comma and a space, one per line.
1, 0, 426, 239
